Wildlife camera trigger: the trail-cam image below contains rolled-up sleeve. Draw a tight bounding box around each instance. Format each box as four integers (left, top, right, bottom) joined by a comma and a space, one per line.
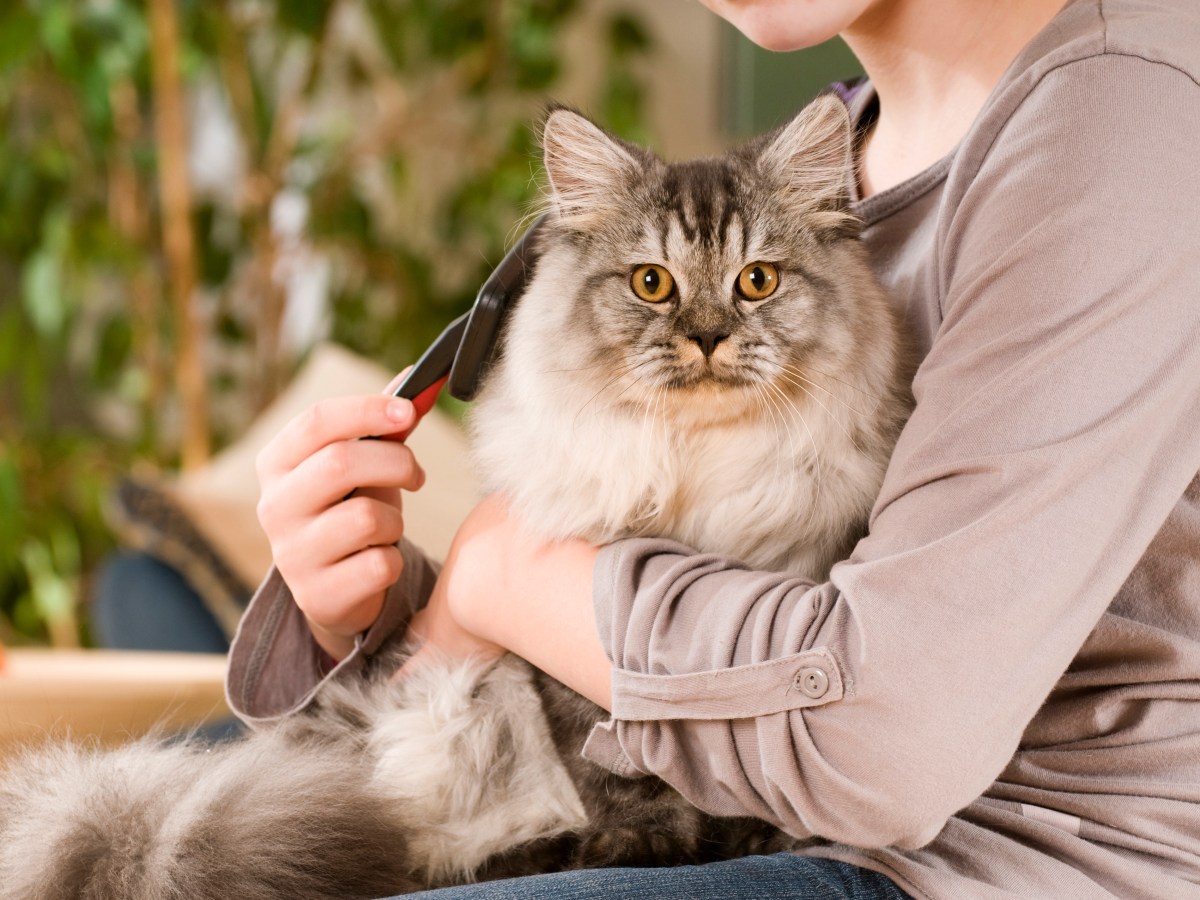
585, 55, 1200, 850
225, 537, 438, 727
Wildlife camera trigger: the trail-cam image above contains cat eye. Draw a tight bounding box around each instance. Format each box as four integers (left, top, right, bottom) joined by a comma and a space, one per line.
736, 262, 779, 301
630, 264, 676, 303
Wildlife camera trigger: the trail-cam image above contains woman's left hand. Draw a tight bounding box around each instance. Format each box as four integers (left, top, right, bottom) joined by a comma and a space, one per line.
395, 494, 612, 710
396, 496, 510, 676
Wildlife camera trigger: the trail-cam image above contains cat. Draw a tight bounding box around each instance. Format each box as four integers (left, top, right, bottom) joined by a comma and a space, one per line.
0, 94, 912, 900
472, 97, 907, 578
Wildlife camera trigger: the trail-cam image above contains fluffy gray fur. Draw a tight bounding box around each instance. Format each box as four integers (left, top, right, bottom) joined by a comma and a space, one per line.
0, 95, 911, 899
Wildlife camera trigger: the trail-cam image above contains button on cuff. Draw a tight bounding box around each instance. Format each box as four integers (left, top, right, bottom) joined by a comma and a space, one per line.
610, 647, 843, 722
795, 666, 830, 699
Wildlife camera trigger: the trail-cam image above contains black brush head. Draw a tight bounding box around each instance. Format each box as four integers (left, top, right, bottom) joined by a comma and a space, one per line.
390, 214, 546, 403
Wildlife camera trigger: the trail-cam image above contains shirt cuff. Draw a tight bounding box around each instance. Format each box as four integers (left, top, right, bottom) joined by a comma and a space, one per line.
586, 538, 841, 774
609, 647, 843, 721
225, 537, 438, 726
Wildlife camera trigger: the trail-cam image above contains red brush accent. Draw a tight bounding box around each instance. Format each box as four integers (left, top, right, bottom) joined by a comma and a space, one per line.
384, 375, 447, 443
412, 375, 447, 418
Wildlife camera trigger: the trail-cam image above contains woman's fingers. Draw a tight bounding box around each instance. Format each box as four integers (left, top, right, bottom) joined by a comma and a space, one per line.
258, 438, 424, 530
279, 496, 406, 575
295, 545, 406, 637
257, 394, 417, 478
379, 375, 448, 443
251, 376, 446, 658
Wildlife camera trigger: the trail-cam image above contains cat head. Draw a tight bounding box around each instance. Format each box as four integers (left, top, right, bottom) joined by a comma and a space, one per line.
513, 96, 882, 426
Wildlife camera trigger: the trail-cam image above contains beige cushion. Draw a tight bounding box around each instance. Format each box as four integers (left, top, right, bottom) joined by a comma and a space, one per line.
0, 649, 230, 753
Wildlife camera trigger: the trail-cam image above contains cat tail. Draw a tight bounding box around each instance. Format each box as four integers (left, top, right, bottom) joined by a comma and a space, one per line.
0, 729, 421, 900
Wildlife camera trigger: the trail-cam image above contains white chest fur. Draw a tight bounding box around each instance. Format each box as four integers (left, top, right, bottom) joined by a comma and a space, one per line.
470, 342, 885, 580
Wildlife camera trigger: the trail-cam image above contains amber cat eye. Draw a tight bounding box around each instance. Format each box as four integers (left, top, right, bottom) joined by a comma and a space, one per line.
736, 262, 779, 301
631, 264, 675, 303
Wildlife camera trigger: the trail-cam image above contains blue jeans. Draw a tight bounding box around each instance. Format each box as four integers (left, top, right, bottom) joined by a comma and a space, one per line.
394, 855, 909, 899
90, 551, 247, 741
91, 551, 238, 653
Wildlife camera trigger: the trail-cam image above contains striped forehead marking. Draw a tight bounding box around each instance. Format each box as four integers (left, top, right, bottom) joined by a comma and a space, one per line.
660, 161, 743, 251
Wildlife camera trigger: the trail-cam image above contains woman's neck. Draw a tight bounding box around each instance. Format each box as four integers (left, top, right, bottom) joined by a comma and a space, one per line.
845, 0, 1067, 197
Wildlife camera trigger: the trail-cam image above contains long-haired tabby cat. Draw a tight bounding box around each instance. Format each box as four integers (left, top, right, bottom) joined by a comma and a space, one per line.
0, 94, 911, 900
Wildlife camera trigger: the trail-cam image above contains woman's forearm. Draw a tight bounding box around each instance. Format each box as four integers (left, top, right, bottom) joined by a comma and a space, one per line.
479, 528, 610, 710
428, 494, 612, 710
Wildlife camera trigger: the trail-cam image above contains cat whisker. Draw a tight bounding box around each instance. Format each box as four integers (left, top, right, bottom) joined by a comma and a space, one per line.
529, 377, 619, 400
570, 358, 659, 429
537, 362, 611, 375
607, 368, 657, 407
752, 383, 798, 491
632, 384, 666, 525
748, 381, 787, 496
754, 381, 800, 465
566, 374, 627, 422
765, 380, 823, 517
773, 371, 858, 444
637, 381, 658, 477
507, 202, 549, 249
776, 364, 872, 419
791, 362, 886, 404
530, 357, 647, 400
763, 384, 801, 480
651, 381, 666, 444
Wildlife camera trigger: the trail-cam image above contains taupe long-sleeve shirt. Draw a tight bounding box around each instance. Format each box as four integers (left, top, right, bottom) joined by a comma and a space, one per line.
228, 0, 1200, 896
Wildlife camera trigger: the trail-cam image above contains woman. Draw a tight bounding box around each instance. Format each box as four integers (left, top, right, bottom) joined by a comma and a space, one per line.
233, 0, 1200, 896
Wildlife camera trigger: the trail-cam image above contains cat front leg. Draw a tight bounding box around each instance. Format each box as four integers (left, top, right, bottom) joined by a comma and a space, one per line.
368, 654, 589, 886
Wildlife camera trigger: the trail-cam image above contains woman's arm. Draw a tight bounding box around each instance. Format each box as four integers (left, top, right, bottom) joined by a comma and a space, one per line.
228, 374, 444, 725
581, 56, 1200, 849
399, 494, 611, 709
405, 54, 1200, 851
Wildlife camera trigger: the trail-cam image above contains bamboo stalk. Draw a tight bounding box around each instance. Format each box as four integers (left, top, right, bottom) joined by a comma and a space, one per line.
147, 0, 210, 470
108, 78, 165, 441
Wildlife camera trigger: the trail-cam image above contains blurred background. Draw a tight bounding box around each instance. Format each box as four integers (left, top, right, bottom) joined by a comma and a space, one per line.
0, 0, 862, 651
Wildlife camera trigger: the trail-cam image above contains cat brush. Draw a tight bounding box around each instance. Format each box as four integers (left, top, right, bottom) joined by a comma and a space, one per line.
348, 216, 543, 488
389, 214, 547, 405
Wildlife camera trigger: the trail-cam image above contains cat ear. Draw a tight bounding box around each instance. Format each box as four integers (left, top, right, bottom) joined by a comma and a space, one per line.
541, 107, 644, 227
758, 94, 858, 236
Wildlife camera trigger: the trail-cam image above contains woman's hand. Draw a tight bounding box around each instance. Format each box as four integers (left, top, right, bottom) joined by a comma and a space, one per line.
398, 495, 613, 710
396, 495, 513, 677
255, 374, 440, 661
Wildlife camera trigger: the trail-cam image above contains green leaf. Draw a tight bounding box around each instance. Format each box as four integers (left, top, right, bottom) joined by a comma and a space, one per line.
278, 0, 332, 37
13, 592, 43, 640
424, 0, 487, 60
608, 11, 652, 57
80, 59, 114, 127
0, 304, 21, 374
21, 250, 66, 336
39, 0, 74, 67
93, 313, 133, 388
0, 8, 40, 75
50, 521, 81, 575
20, 538, 75, 625
363, 0, 410, 68
0, 450, 22, 551
601, 69, 647, 141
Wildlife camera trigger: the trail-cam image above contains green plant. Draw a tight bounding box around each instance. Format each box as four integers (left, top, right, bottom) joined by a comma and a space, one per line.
0, 0, 652, 644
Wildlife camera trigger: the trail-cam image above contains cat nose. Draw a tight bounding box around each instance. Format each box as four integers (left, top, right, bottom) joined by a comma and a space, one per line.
688, 330, 730, 358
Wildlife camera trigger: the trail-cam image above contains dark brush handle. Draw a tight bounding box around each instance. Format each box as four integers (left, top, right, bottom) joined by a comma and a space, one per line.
389, 313, 469, 401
